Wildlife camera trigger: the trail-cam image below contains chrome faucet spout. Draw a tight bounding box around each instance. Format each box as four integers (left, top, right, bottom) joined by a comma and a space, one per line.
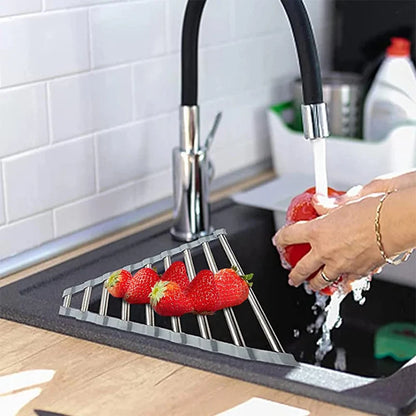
171, 0, 329, 241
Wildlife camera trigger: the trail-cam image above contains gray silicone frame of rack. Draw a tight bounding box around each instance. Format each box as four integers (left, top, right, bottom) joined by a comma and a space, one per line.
59, 229, 297, 367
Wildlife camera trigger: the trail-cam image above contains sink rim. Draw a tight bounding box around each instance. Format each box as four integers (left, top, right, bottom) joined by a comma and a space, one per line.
0, 200, 414, 416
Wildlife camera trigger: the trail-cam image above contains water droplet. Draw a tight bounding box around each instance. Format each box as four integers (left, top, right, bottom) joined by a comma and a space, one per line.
334, 348, 347, 372
306, 324, 315, 334
304, 283, 313, 295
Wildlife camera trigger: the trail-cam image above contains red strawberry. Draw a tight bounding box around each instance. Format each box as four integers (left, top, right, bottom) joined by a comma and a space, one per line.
214, 268, 253, 309
161, 261, 189, 291
186, 269, 219, 314
105, 269, 132, 298
150, 281, 193, 316
320, 277, 343, 296
286, 187, 319, 224
124, 267, 160, 304
282, 187, 345, 295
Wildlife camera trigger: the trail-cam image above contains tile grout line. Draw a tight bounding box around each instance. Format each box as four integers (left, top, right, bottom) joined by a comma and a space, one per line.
0, 0, 132, 21
93, 134, 100, 194
164, 0, 171, 55
45, 82, 54, 145
0, 31, 282, 92
230, 0, 237, 41
130, 66, 136, 122
52, 207, 58, 238
0, 162, 9, 225
0, 80, 279, 163
87, 7, 94, 70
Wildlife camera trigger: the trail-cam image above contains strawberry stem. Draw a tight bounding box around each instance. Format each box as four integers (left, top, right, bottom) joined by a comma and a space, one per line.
150, 280, 168, 307
242, 273, 254, 287
104, 269, 121, 288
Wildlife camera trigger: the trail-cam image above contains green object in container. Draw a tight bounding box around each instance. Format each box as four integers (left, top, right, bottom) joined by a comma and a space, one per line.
270, 101, 303, 132
374, 322, 416, 361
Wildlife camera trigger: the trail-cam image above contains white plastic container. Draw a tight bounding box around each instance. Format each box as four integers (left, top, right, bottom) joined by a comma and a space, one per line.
363, 37, 416, 141
267, 103, 416, 187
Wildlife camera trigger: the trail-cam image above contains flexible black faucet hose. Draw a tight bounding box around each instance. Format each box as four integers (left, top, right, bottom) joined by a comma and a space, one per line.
280, 0, 323, 104
181, 0, 207, 106
181, 0, 323, 106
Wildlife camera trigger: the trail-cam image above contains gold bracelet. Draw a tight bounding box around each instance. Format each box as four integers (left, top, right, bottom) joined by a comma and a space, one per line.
375, 190, 414, 265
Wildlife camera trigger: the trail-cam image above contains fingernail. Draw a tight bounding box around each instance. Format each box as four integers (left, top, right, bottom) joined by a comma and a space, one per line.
346, 185, 363, 198
288, 279, 295, 286
271, 235, 276, 246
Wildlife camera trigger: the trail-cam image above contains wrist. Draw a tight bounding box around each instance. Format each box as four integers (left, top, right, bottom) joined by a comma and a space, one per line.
376, 189, 415, 264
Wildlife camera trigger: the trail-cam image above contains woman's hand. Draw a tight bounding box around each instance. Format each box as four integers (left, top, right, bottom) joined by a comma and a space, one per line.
274, 194, 386, 292
314, 169, 416, 216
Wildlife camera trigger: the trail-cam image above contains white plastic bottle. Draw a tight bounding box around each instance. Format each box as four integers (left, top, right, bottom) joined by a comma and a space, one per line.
363, 37, 416, 141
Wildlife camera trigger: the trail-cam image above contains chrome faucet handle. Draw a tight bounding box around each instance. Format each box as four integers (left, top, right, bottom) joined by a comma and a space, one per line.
203, 112, 222, 152
204, 112, 221, 183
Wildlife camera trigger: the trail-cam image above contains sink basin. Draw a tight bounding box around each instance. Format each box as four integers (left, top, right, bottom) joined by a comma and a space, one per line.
0, 199, 415, 415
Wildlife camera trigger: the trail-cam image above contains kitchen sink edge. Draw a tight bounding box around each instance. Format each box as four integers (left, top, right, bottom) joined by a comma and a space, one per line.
0, 199, 414, 416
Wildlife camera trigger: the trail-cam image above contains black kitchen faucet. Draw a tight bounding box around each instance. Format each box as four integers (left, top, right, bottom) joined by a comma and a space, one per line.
171, 0, 330, 242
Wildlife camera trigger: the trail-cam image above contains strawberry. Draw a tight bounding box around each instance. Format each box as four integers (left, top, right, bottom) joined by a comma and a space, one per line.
124, 267, 160, 304
161, 261, 189, 291
186, 269, 219, 314
150, 280, 193, 316
105, 269, 132, 298
320, 277, 343, 296
282, 187, 345, 295
213, 267, 253, 309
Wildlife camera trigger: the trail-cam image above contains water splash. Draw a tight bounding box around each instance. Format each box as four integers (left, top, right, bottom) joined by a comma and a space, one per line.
334, 348, 347, 372
311, 276, 372, 367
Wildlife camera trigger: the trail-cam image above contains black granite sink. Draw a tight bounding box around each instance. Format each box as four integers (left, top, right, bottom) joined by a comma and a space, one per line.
0, 199, 415, 415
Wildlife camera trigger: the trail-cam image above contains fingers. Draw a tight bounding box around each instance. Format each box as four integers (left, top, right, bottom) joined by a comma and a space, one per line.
308, 267, 340, 291
343, 184, 363, 200
288, 251, 323, 287
273, 221, 311, 248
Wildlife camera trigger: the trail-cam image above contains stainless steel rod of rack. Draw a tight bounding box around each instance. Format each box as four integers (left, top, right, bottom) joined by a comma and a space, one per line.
81, 286, 92, 312
163, 256, 182, 333
201, 241, 246, 347
99, 285, 109, 316
121, 299, 130, 321
63, 294, 72, 308
144, 263, 155, 326
218, 234, 285, 353
183, 248, 211, 339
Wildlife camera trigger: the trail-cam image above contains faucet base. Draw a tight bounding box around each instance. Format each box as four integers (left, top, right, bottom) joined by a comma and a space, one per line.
170, 226, 214, 242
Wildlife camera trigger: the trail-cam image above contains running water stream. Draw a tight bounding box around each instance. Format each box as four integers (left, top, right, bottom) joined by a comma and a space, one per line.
312, 138, 328, 197
308, 137, 372, 367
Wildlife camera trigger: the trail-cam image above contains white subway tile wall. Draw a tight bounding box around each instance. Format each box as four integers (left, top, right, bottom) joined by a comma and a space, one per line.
0, 166, 5, 225
0, 213, 54, 259
49, 67, 133, 141
0, 85, 48, 157
0, 1, 41, 18
0, 0, 333, 259
90, 2, 166, 68
133, 55, 180, 119
4, 137, 96, 222
0, 11, 90, 86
